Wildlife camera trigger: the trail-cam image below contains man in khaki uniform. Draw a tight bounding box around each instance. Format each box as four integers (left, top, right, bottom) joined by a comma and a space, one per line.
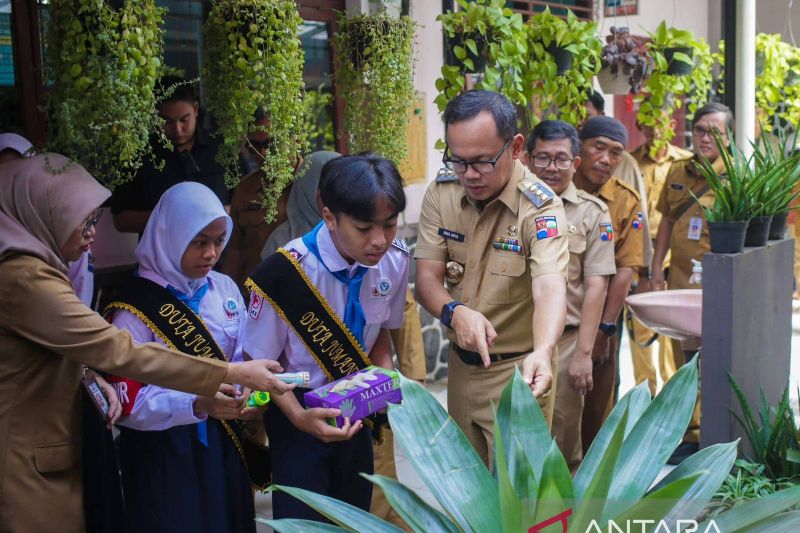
628, 118, 693, 396
415, 90, 569, 466
651, 102, 733, 464
523, 120, 616, 470
573, 116, 645, 453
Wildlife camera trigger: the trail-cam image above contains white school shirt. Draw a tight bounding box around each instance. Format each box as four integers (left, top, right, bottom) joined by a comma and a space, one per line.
113, 270, 245, 431
242, 225, 409, 389
67, 249, 94, 307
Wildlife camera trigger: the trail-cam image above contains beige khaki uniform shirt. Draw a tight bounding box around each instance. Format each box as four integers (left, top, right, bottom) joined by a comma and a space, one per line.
415, 160, 569, 354
614, 151, 653, 266
657, 157, 725, 288
595, 177, 646, 270
561, 183, 617, 326
630, 143, 693, 240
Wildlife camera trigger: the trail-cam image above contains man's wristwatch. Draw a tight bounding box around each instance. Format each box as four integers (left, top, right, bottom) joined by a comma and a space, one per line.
598, 321, 618, 337
440, 300, 464, 329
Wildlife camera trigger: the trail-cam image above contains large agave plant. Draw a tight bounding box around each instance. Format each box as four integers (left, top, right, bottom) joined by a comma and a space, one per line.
263, 357, 800, 532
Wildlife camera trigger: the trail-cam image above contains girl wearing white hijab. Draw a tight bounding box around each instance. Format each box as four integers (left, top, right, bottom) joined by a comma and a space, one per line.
110, 182, 261, 533
0, 155, 285, 532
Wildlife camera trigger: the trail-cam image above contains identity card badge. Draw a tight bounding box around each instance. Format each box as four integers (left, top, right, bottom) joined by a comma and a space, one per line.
687, 216, 703, 241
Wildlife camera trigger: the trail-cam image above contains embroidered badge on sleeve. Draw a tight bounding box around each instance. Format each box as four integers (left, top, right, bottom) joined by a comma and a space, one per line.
249, 291, 264, 319
600, 222, 614, 241
535, 216, 559, 240
632, 211, 644, 230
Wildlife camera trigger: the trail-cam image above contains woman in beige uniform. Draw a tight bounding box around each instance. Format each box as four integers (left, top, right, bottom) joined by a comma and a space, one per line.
0, 153, 291, 533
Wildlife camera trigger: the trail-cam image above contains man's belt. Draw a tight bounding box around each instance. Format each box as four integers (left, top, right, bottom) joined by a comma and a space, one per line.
455, 346, 527, 366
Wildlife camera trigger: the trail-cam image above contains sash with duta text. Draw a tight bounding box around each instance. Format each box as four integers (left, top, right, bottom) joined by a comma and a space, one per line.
245, 247, 389, 443
104, 276, 271, 488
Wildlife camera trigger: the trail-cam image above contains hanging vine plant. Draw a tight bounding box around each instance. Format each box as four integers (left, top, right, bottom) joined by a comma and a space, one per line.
204, 0, 307, 222
45, 0, 165, 190
717, 35, 800, 132
524, 8, 602, 127
435, 0, 527, 131
636, 22, 713, 158
332, 8, 416, 163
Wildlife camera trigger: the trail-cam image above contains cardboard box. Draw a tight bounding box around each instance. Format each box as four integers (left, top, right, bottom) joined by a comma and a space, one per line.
303, 366, 402, 427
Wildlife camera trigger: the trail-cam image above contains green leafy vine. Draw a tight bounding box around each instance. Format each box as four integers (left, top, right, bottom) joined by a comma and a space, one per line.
333, 8, 416, 163
524, 8, 601, 127
45, 0, 165, 190
636, 22, 713, 158
204, 0, 307, 222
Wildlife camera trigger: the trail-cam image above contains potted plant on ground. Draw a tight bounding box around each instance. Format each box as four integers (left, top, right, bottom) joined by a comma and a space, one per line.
262, 359, 800, 532
637, 22, 714, 159
203, 0, 307, 222
435, 0, 527, 132
45, 0, 166, 190
598, 26, 653, 95
524, 8, 602, 127
332, 6, 416, 163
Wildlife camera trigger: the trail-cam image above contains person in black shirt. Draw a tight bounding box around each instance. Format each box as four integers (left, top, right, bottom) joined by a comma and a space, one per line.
111, 77, 230, 235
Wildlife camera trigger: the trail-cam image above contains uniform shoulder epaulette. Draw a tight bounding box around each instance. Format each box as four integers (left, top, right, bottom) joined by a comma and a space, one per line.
518, 177, 555, 208
435, 167, 459, 183
576, 188, 610, 212
391, 238, 410, 255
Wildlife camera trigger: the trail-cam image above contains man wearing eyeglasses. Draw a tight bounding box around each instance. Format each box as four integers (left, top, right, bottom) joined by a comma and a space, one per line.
573, 116, 645, 455
650, 102, 732, 464
522, 120, 616, 471
414, 90, 569, 465
222, 110, 295, 291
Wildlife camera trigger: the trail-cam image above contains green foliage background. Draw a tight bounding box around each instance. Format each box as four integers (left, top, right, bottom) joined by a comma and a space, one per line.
45, 0, 165, 189
333, 9, 416, 164
204, 0, 307, 222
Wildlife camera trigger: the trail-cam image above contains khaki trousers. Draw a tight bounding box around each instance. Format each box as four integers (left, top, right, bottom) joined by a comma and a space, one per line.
669, 338, 701, 443
629, 313, 676, 397
448, 347, 557, 467
551, 329, 582, 471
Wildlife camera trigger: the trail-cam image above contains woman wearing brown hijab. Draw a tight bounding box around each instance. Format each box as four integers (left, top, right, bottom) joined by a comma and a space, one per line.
0, 154, 293, 532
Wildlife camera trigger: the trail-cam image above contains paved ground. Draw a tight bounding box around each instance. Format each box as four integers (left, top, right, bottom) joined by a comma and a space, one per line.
255, 303, 800, 530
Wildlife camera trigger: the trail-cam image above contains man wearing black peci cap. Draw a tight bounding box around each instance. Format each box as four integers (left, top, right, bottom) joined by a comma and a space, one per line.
574, 115, 645, 453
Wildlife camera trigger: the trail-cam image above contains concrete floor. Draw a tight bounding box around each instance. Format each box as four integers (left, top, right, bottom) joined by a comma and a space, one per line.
255, 302, 800, 531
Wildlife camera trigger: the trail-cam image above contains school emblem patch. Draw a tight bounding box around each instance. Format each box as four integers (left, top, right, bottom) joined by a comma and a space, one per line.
224, 297, 238, 320
600, 222, 614, 241
535, 216, 559, 240
372, 278, 393, 297
632, 211, 644, 230
248, 291, 264, 319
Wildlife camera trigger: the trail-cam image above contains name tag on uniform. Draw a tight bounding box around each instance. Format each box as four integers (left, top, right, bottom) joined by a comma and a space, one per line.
688, 216, 703, 241
438, 228, 465, 242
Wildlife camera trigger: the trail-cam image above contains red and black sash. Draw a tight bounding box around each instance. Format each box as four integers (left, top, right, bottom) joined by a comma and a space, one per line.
105, 276, 271, 488
245, 248, 389, 442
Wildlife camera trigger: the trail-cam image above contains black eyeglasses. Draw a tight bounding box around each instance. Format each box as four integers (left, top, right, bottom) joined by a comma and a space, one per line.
692, 125, 725, 139
81, 208, 103, 239
530, 155, 574, 170
442, 138, 512, 175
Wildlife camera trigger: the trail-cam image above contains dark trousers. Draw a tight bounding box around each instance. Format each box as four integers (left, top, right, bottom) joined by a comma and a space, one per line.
581, 313, 623, 455
265, 390, 374, 521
